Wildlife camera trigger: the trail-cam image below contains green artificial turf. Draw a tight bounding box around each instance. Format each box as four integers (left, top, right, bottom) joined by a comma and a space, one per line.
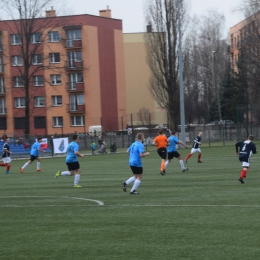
1, 145, 260, 260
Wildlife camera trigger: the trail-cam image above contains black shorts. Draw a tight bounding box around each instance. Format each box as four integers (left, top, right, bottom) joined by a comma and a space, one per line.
130, 166, 143, 175
30, 155, 38, 162
157, 148, 167, 159
66, 161, 80, 171
168, 151, 180, 160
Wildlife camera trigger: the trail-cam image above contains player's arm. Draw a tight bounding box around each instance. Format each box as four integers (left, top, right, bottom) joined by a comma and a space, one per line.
193, 138, 201, 145
4, 148, 12, 154
140, 152, 150, 157
252, 144, 257, 154
178, 140, 188, 148
126, 148, 130, 154
74, 150, 84, 158
235, 142, 240, 156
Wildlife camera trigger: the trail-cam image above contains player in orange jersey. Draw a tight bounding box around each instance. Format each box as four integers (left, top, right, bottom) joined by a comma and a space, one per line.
152, 129, 169, 175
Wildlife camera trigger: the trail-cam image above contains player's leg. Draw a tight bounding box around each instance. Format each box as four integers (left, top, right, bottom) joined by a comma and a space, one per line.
165, 159, 171, 169
20, 158, 33, 173
6, 163, 11, 174
73, 162, 81, 188
177, 153, 189, 172
185, 149, 194, 162
197, 149, 202, 162
130, 170, 143, 194
36, 157, 41, 172
238, 161, 249, 184
122, 166, 137, 192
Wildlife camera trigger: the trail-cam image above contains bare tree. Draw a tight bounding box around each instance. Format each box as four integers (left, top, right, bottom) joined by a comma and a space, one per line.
136, 107, 153, 126
144, 0, 188, 129
1, 0, 69, 134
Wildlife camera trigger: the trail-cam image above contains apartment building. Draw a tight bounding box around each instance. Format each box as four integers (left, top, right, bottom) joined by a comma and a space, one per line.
0, 8, 126, 135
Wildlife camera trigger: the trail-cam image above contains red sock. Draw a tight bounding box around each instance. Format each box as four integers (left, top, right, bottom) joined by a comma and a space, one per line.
240, 169, 247, 179
198, 154, 201, 162
186, 154, 192, 160
7, 164, 10, 171
0, 163, 6, 167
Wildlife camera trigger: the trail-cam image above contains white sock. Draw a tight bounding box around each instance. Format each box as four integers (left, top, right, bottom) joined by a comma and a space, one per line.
131, 179, 141, 192
61, 171, 71, 176
165, 161, 169, 168
126, 176, 135, 185
74, 174, 80, 185
179, 160, 185, 170
22, 162, 29, 169
37, 162, 41, 169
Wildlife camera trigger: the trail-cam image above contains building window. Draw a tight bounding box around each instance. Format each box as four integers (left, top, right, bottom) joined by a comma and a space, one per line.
49, 31, 60, 42
11, 34, 21, 45
69, 73, 83, 83
71, 116, 84, 126
0, 77, 4, 87
0, 98, 6, 114
33, 75, 44, 86
51, 74, 61, 85
34, 117, 46, 128
31, 33, 41, 43
50, 53, 60, 63
69, 94, 84, 110
34, 96, 45, 107
15, 97, 25, 108
66, 29, 81, 40
0, 56, 3, 73
13, 77, 24, 87
52, 95, 62, 106
0, 118, 7, 130
32, 54, 42, 65
14, 117, 25, 129
53, 117, 63, 127
12, 56, 23, 66
68, 51, 82, 61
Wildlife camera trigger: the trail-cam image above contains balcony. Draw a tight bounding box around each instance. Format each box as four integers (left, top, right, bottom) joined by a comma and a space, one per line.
64, 39, 82, 49
66, 103, 85, 113
0, 64, 3, 75
65, 60, 83, 70
66, 82, 84, 92
0, 106, 7, 116
0, 86, 6, 96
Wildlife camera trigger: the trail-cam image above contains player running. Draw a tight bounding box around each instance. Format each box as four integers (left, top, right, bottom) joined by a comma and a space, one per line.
235, 135, 257, 184
165, 131, 189, 173
0, 137, 12, 174
153, 129, 169, 175
185, 132, 203, 163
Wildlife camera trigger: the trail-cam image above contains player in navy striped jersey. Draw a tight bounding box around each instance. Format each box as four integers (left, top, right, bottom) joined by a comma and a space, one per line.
185, 132, 203, 163
0, 138, 12, 174
235, 135, 257, 184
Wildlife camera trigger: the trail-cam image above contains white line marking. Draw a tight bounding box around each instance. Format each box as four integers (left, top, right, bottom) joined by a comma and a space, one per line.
0, 196, 104, 206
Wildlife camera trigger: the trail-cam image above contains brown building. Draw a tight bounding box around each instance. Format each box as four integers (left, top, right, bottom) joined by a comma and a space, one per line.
0, 8, 126, 135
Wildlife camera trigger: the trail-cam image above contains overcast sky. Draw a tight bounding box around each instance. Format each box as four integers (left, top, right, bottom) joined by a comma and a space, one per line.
66, 0, 244, 33
0, 0, 245, 34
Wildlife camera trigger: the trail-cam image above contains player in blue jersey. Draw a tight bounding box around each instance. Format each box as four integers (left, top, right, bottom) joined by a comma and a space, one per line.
165, 131, 189, 172
235, 135, 257, 184
20, 137, 45, 173
55, 134, 84, 188
185, 132, 203, 163
122, 133, 150, 194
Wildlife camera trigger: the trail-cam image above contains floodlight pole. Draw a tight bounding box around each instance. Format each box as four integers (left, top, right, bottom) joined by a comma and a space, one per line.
177, 0, 186, 145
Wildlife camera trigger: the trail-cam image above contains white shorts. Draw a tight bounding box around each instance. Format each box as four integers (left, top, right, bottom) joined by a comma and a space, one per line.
242, 162, 250, 167
2, 157, 11, 164
191, 148, 201, 154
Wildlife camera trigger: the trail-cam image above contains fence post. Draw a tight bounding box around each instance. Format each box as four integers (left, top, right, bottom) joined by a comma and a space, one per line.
208, 130, 210, 147
222, 128, 225, 146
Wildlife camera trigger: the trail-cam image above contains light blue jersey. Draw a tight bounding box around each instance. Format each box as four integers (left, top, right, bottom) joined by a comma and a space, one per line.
167, 135, 179, 153
66, 141, 79, 163
128, 141, 144, 167
30, 141, 41, 157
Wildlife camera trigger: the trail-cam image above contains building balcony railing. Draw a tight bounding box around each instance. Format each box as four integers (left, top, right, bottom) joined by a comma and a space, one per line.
0, 106, 7, 115
65, 60, 83, 70
0, 86, 6, 96
0, 64, 4, 74
63, 39, 82, 48
66, 103, 85, 113
66, 82, 85, 92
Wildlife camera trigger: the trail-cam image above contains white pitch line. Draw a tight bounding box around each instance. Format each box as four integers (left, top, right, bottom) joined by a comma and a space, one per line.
0, 196, 104, 206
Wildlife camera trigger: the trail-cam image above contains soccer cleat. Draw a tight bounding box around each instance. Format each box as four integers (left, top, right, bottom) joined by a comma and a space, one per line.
182, 168, 189, 172
185, 159, 188, 163
37, 169, 42, 172
55, 170, 61, 178
5, 171, 11, 174
238, 178, 245, 184
244, 175, 246, 178
74, 185, 82, 188
122, 181, 127, 192
20, 168, 24, 174
160, 171, 165, 176
130, 190, 139, 194
198, 161, 202, 163
163, 169, 166, 174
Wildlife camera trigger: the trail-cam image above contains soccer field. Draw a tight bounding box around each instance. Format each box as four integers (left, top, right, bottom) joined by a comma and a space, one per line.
1, 145, 260, 260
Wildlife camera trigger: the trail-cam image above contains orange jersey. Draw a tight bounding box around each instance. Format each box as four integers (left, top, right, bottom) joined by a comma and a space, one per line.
153, 135, 168, 149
